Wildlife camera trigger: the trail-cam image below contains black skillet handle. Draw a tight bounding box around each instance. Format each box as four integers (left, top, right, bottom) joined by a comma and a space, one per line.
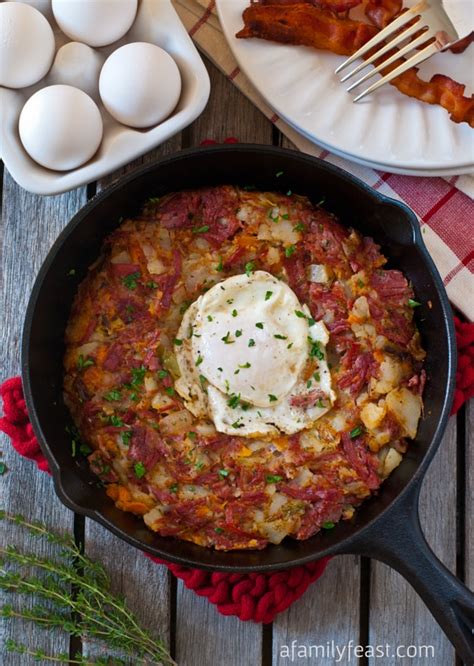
345, 484, 474, 663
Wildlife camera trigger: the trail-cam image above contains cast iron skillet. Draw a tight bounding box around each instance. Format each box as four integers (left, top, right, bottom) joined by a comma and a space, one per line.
22, 145, 474, 661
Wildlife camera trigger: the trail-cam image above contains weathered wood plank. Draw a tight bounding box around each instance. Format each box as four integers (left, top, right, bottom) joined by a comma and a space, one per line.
0, 170, 87, 664
466, 401, 473, 592
176, 582, 263, 666
187, 58, 273, 145
82, 135, 184, 662
369, 417, 457, 665
272, 555, 361, 665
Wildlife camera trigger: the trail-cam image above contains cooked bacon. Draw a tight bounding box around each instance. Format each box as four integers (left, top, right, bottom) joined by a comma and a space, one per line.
295, 494, 344, 539
110, 262, 141, 277
237, 4, 378, 55
341, 432, 380, 489
365, 0, 402, 28
103, 343, 123, 372
449, 32, 473, 54
158, 191, 201, 229
290, 388, 326, 408
128, 426, 168, 469
88, 451, 118, 482
283, 252, 309, 303
258, 0, 362, 12
280, 483, 341, 502
237, 2, 474, 126
308, 282, 349, 334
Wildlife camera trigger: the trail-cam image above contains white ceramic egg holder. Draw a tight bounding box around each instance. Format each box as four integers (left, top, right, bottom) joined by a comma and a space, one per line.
0, 0, 210, 195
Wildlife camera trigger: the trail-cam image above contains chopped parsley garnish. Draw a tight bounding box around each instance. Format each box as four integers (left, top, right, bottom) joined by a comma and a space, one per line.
146, 281, 158, 289
268, 394, 278, 402
309, 339, 324, 360
221, 332, 234, 344
147, 196, 161, 204
316, 398, 324, 408
67, 269, 76, 276
287, 342, 293, 349
408, 299, 421, 308
126, 366, 146, 389
248, 338, 256, 347
235, 329, 243, 337
129, 391, 139, 403
134, 462, 146, 479
77, 355, 94, 369
285, 245, 296, 258
195, 461, 204, 470
199, 374, 207, 386
170, 483, 178, 493
165, 386, 175, 396
307, 317, 316, 327
109, 415, 124, 427
195, 355, 203, 366
121, 271, 141, 290
265, 291, 273, 301
227, 298, 234, 305
227, 393, 241, 408
192, 225, 209, 234
216, 258, 224, 271
266, 475, 283, 484
314, 371, 320, 381
104, 389, 122, 402
71, 440, 77, 458
188, 431, 197, 440
232, 309, 238, 317
245, 261, 255, 277
350, 425, 363, 438
294, 310, 306, 318
179, 301, 190, 314
316, 197, 326, 206
294, 222, 305, 232
231, 419, 243, 429
158, 369, 168, 379
214, 527, 224, 534
239, 362, 251, 369
255, 322, 264, 329
322, 521, 335, 529
207, 315, 213, 322
275, 171, 284, 177
174, 338, 183, 346
121, 431, 132, 446
274, 334, 287, 340
282, 213, 290, 220
306, 380, 312, 389
218, 469, 229, 478
357, 279, 365, 288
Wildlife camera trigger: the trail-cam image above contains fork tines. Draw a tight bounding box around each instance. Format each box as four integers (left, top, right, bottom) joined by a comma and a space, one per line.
335, 1, 444, 102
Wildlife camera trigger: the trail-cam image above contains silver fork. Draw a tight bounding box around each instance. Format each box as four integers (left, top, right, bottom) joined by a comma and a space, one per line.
335, 0, 469, 102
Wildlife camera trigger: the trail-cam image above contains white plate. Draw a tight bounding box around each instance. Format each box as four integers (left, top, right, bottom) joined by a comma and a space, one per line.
0, 0, 210, 195
216, 0, 474, 175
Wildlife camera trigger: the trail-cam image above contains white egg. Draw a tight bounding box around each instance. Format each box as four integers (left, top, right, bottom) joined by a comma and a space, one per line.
52, 0, 137, 47
0, 2, 55, 89
175, 271, 336, 437
99, 42, 181, 129
19, 85, 103, 171
19, 1, 54, 21
47, 42, 104, 100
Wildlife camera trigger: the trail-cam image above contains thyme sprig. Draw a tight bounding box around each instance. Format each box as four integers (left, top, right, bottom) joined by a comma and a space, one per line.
0, 510, 175, 665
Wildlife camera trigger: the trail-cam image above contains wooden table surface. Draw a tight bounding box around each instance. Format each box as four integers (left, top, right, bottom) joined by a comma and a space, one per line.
1, 58, 473, 666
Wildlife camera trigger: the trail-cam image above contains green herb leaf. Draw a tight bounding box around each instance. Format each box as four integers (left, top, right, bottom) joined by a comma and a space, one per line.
121, 271, 141, 290
195, 355, 203, 367
350, 425, 363, 438
77, 355, 94, 370
275, 171, 284, 177
121, 431, 132, 446
192, 225, 209, 234
221, 332, 234, 344
232, 309, 238, 317
174, 338, 183, 346
214, 527, 224, 534
265, 291, 273, 301
268, 394, 277, 402
188, 431, 197, 440
218, 469, 229, 478
134, 462, 146, 478
294, 310, 306, 318
245, 261, 255, 277
104, 389, 121, 402
248, 338, 256, 347
266, 475, 282, 484
255, 322, 264, 329
294, 222, 305, 232
285, 245, 296, 258
216, 258, 224, 272
408, 299, 421, 308
274, 334, 287, 340
165, 386, 175, 396
322, 521, 335, 529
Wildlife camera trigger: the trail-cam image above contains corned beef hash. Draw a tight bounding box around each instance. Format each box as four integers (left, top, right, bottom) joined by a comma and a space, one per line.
64, 185, 426, 550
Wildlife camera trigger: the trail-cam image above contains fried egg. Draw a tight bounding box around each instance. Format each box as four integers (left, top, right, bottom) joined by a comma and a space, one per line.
175, 271, 335, 436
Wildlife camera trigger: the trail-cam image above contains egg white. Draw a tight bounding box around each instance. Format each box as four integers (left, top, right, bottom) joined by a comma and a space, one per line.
174, 271, 335, 437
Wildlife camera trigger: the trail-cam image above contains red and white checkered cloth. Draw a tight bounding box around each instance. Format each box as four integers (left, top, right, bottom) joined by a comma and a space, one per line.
172, 0, 474, 321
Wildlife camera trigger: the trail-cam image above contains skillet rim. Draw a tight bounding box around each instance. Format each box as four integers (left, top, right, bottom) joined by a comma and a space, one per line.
21, 144, 456, 571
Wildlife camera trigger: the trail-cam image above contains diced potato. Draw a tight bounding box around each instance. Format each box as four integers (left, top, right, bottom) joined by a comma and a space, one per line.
266, 246, 280, 265
308, 263, 330, 284
371, 354, 404, 395
151, 392, 175, 411
360, 401, 386, 430
385, 387, 422, 439
159, 409, 193, 435
144, 376, 158, 392
351, 295, 369, 320
111, 250, 131, 264
147, 258, 166, 275
381, 447, 403, 476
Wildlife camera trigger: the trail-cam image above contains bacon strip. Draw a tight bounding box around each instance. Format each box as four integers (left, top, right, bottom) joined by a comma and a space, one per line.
237, 2, 474, 126
237, 4, 378, 55
259, 0, 363, 12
